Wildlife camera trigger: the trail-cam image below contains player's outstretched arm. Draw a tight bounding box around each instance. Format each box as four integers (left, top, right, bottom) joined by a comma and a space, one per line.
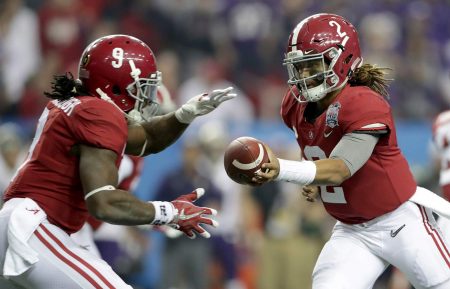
253, 144, 350, 186
255, 156, 349, 186
126, 87, 236, 156
126, 112, 188, 156
254, 133, 378, 186
80, 144, 158, 225
80, 145, 218, 237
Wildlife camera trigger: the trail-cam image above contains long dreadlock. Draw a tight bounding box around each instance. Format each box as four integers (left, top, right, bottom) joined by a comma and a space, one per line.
348, 64, 393, 99
44, 72, 87, 100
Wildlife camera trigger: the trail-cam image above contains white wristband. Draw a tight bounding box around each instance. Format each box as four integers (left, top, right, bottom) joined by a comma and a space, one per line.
150, 201, 178, 225
175, 107, 195, 124
275, 159, 316, 185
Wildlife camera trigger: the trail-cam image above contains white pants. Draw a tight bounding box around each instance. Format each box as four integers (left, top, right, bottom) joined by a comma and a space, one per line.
70, 223, 102, 258
313, 201, 450, 289
438, 214, 450, 243
0, 199, 132, 289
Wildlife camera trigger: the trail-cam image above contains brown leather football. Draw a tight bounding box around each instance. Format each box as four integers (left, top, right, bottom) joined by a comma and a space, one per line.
223, 136, 269, 185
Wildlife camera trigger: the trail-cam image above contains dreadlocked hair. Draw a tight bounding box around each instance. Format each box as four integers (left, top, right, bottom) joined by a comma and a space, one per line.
44, 72, 85, 100
348, 64, 393, 99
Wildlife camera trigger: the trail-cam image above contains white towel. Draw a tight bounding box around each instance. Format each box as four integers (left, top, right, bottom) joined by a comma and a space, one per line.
3, 198, 47, 276
410, 186, 450, 219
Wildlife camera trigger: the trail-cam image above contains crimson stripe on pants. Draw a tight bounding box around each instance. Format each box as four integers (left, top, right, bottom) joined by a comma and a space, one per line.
419, 206, 450, 268
35, 229, 103, 289
38, 225, 117, 289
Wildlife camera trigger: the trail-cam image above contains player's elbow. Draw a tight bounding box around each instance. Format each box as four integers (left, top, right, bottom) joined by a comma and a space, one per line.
86, 196, 113, 221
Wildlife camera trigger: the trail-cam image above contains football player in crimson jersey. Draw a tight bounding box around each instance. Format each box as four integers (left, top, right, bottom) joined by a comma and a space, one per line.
0, 34, 235, 289
253, 14, 450, 289
70, 84, 176, 261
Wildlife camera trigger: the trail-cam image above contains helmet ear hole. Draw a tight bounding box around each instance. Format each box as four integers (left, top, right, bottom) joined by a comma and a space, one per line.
112, 85, 121, 95
344, 54, 353, 64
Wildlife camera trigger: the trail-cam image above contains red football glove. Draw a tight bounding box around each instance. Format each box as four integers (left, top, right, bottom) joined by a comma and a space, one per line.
169, 188, 219, 239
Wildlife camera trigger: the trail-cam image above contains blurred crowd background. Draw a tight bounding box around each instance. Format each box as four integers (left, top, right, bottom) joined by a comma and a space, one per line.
1, 0, 450, 289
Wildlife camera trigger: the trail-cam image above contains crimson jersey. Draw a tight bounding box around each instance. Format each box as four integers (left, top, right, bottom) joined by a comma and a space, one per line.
281, 85, 416, 224
3, 96, 128, 233
117, 155, 144, 192
432, 110, 450, 200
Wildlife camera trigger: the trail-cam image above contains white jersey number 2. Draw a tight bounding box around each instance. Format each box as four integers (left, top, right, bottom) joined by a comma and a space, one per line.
303, 146, 347, 204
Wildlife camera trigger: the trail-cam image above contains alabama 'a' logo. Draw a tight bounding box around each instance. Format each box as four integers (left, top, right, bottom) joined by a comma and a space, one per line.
81, 53, 90, 68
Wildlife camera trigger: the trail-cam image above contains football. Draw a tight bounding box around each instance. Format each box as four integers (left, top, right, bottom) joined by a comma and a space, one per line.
223, 136, 269, 185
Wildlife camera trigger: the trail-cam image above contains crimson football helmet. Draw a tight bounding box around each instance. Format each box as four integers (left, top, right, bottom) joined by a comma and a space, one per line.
78, 34, 161, 121
284, 13, 363, 102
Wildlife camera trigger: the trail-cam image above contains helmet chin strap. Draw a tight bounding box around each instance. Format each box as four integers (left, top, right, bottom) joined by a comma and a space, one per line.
127, 59, 147, 123
129, 60, 142, 80
305, 85, 327, 102
95, 88, 143, 123
127, 107, 144, 123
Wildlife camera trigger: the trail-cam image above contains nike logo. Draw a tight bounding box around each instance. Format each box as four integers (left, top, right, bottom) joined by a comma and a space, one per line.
390, 224, 406, 238
26, 208, 40, 215
79, 245, 91, 250
324, 130, 333, 138
304, 49, 314, 54
179, 209, 203, 221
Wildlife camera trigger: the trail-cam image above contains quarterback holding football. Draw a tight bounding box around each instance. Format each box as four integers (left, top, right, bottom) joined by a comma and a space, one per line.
255, 13, 450, 289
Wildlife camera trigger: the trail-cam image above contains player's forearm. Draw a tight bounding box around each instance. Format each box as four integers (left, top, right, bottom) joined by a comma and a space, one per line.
312, 158, 351, 185
89, 189, 156, 225
275, 158, 350, 186
141, 112, 189, 154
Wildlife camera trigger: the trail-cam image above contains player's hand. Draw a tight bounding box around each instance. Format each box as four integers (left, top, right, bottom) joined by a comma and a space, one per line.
302, 185, 319, 202
252, 144, 280, 185
175, 87, 236, 123
169, 188, 219, 239
143, 225, 184, 238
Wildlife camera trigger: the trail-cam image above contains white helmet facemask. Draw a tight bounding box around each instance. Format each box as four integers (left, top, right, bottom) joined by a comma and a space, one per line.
284, 47, 343, 103
126, 60, 162, 122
